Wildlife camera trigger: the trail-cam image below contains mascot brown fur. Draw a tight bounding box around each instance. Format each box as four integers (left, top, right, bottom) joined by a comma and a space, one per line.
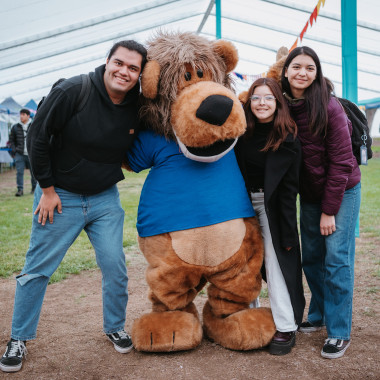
238, 46, 289, 104
266, 46, 289, 84
131, 31, 276, 352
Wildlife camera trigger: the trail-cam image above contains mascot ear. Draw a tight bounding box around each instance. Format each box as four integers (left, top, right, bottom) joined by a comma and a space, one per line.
276, 46, 289, 62
141, 60, 161, 99
266, 46, 289, 83
238, 91, 249, 105
212, 40, 238, 73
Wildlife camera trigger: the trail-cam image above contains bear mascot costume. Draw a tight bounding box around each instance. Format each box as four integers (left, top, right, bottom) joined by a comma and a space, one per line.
126, 31, 276, 352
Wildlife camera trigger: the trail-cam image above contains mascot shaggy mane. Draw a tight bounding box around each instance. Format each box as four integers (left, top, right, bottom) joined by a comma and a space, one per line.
140, 31, 235, 139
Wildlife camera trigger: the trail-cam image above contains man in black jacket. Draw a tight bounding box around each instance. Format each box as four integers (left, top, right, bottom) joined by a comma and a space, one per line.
0, 40, 147, 373
9, 108, 37, 196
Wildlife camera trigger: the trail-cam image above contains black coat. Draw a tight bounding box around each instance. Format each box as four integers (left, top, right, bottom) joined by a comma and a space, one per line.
235, 134, 305, 326
9, 123, 29, 155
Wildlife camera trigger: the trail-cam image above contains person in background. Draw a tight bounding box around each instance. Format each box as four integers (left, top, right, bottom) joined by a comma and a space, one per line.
235, 77, 305, 355
281, 46, 361, 359
0, 40, 147, 373
9, 108, 37, 196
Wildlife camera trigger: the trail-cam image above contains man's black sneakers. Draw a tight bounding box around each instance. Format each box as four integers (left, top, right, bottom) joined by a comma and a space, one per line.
321, 338, 351, 359
0, 339, 27, 373
106, 330, 133, 353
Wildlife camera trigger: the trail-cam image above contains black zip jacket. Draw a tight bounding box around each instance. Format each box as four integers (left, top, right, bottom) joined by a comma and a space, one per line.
27, 65, 140, 194
10, 123, 29, 155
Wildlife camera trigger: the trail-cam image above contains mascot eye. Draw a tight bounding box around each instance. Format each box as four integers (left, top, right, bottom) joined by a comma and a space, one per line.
197, 69, 204, 78
184, 72, 192, 81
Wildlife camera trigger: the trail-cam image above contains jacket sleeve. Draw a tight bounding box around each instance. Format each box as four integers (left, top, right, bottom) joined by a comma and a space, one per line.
26, 87, 76, 188
9, 125, 16, 154
277, 138, 302, 248
321, 98, 354, 215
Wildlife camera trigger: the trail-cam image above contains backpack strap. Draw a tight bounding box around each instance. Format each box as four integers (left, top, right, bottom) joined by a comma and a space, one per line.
48, 74, 92, 149
76, 74, 92, 112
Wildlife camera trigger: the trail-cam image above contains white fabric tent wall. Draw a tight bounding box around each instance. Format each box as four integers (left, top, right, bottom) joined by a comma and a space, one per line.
0, 0, 379, 105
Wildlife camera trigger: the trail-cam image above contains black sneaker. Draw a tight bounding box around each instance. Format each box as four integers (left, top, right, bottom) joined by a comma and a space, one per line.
298, 321, 324, 333
106, 330, 133, 353
0, 339, 27, 373
321, 338, 350, 359
15, 189, 23, 197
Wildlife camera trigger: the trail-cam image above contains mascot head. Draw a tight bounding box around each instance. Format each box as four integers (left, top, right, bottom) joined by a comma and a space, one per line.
140, 31, 246, 162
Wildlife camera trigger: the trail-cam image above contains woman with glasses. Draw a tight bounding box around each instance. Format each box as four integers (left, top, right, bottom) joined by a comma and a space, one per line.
235, 77, 305, 355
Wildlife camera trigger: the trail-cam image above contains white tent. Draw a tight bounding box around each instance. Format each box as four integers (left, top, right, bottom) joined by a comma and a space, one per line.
0, 97, 22, 150
0, 0, 379, 106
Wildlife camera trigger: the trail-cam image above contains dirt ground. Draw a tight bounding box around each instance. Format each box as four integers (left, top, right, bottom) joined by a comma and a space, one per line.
0, 169, 379, 380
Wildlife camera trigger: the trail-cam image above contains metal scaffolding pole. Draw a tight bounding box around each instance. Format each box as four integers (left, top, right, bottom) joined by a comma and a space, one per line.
341, 0, 358, 103
215, 0, 221, 39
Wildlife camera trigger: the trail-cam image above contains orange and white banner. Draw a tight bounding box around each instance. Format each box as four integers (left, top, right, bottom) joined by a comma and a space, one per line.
233, 0, 327, 82
290, 0, 326, 51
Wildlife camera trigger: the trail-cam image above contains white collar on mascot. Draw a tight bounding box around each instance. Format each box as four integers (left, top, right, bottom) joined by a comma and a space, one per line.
174, 130, 238, 163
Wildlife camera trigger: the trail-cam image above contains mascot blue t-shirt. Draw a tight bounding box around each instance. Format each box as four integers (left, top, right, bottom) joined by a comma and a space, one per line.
127, 130, 255, 237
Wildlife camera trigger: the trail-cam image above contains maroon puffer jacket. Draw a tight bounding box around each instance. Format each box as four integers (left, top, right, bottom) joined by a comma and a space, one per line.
288, 96, 361, 215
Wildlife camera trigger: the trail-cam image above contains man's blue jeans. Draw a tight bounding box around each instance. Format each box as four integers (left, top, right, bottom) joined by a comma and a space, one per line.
14, 152, 37, 191
11, 184, 128, 341
300, 182, 361, 341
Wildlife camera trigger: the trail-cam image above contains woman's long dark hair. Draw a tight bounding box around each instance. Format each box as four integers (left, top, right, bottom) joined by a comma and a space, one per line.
280, 46, 333, 137
243, 77, 297, 151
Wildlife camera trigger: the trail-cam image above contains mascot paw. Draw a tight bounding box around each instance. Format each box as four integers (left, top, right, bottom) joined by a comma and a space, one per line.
132, 310, 203, 352
203, 301, 276, 350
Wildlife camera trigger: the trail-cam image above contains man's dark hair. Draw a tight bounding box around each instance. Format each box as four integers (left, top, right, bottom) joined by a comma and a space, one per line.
107, 40, 147, 71
20, 108, 30, 116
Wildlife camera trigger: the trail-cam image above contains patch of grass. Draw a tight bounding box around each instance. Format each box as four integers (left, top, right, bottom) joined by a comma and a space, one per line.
363, 307, 376, 317
372, 266, 380, 278
357, 241, 377, 256
0, 169, 147, 283
260, 288, 268, 298
119, 169, 148, 250
359, 158, 380, 235
365, 287, 378, 295
371, 137, 380, 153
1, 157, 379, 285
48, 243, 98, 283
0, 195, 36, 277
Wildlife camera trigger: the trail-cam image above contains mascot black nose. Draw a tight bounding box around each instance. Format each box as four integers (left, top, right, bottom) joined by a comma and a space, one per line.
196, 95, 233, 126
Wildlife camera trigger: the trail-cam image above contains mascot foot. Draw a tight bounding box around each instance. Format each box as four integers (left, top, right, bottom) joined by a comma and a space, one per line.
132, 310, 203, 352
203, 301, 276, 350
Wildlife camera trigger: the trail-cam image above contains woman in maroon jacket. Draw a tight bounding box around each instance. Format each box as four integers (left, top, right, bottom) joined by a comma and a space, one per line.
281, 46, 361, 359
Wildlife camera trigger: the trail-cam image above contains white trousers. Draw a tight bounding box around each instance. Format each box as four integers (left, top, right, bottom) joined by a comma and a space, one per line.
251, 192, 297, 332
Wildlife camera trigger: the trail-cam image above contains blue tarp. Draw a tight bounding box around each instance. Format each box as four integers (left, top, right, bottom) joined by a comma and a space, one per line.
24, 99, 38, 116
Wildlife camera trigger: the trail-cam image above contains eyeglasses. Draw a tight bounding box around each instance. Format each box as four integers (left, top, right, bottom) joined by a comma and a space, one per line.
250, 95, 276, 103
